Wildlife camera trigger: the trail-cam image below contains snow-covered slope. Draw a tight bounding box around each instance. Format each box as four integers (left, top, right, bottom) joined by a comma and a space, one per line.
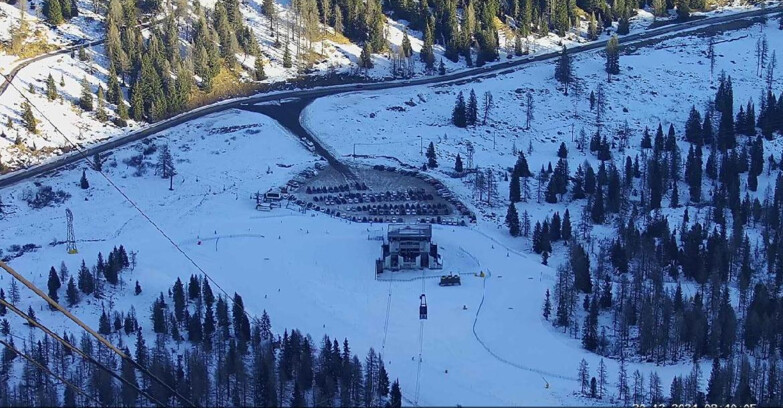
1, 106, 717, 406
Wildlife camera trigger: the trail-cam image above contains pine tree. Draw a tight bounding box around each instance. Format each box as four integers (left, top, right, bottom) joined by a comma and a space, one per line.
452, 91, 467, 128
509, 173, 521, 203
80, 169, 89, 189
467, 89, 478, 126
44, 0, 64, 25
543, 289, 552, 320
47, 266, 61, 303
117, 92, 129, 123
66, 277, 79, 306
455, 154, 463, 173
46, 73, 57, 101
173, 278, 185, 322
605, 36, 620, 80
99, 310, 112, 334
390, 379, 402, 408
506, 203, 520, 236
421, 22, 435, 70
554, 46, 573, 94
79, 77, 93, 111
571, 243, 592, 293
359, 42, 374, 69
21, 101, 36, 133
685, 106, 703, 145
158, 144, 175, 178
426, 142, 437, 168
130, 80, 144, 121
96, 86, 108, 122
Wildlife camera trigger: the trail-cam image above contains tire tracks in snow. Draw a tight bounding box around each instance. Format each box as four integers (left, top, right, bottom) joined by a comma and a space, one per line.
471, 270, 579, 383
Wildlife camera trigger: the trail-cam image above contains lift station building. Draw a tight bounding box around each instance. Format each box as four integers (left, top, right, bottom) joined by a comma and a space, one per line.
376, 224, 442, 273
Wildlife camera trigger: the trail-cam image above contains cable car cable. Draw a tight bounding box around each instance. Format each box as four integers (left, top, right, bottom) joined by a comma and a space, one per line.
0, 297, 168, 408
0, 261, 191, 407
0, 337, 105, 407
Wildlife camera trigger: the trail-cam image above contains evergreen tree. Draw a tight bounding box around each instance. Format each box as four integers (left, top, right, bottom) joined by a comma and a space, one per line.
426, 142, 437, 168
80, 169, 89, 189
554, 46, 573, 94
21, 101, 37, 133
46, 73, 58, 101
467, 89, 479, 126
359, 42, 374, 69
79, 77, 93, 111
509, 173, 521, 203
96, 86, 108, 122
685, 106, 703, 145
571, 243, 592, 293
44, 0, 64, 25
506, 203, 520, 237
390, 379, 402, 408
421, 22, 435, 70
157, 144, 175, 179
605, 36, 620, 80
455, 154, 463, 173
117, 92, 129, 123
99, 310, 112, 335
543, 289, 552, 321
452, 91, 467, 128
47, 266, 61, 303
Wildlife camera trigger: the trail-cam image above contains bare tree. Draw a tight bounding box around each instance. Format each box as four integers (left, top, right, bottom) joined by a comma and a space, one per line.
482, 91, 493, 125
474, 168, 486, 202
767, 50, 777, 91
485, 168, 497, 205
707, 36, 716, 81
595, 85, 606, 135
524, 92, 534, 130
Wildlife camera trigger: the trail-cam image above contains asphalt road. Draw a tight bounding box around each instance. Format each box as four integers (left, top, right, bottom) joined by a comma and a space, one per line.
0, 18, 161, 98
0, 5, 780, 189
0, 38, 104, 97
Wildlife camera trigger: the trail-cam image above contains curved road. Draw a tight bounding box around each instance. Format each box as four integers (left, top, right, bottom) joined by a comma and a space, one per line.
0, 18, 163, 97
0, 39, 102, 96
0, 5, 780, 189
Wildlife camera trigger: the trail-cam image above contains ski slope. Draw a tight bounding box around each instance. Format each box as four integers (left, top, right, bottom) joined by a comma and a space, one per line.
0, 105, 718, 405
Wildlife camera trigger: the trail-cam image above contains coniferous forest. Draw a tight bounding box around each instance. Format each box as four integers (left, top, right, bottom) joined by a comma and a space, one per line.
499, 46, 783, 403
0, 248, 401, 407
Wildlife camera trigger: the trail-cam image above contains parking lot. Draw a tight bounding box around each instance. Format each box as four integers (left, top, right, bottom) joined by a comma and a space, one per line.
286, 164, 474, 225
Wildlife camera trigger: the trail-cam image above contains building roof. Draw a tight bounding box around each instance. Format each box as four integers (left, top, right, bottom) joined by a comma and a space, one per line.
387, 224, 432, 240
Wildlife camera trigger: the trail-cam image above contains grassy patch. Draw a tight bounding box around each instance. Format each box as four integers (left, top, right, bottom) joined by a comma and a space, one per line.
494, 16, 517, 40
1, 29, 57, 59
323, 30, 352, 45
186, 65, 262, 111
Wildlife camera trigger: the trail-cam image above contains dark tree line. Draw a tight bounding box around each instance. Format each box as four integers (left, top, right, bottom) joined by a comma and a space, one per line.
2, 265, 402, 407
